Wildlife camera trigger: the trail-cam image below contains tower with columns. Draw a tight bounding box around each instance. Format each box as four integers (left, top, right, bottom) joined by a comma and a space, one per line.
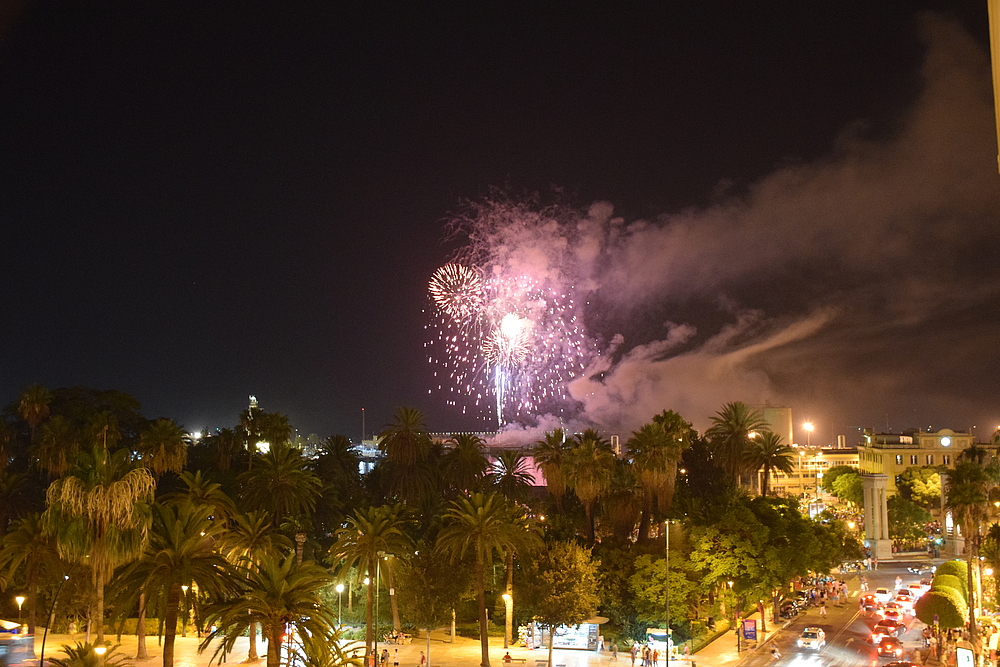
862, 473, 893, 559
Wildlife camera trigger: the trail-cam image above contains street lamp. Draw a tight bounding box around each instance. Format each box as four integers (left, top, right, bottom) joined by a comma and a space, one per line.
336, 584, 345, 627
803, 422, 814, 448
94, 644, 107, 667
15, 596, 25, 628
665, 521, 671, 666
39, 575, 69, 667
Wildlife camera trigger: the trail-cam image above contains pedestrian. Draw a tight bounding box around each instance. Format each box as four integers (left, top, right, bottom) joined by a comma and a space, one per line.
394, 649, 399, 667
630, 644, 638, 667
873, 557, 879, 570
653, 649, 659, 665
382, 649, 389, 667
819, 601, 827, 617
612, 643, 619, 661
895, 576, 903, 590
419, 651, 426, 667
503, 653, 513, 664
770, 646, 781, 661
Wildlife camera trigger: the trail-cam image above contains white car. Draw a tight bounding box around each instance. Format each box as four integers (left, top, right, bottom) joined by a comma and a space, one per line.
874, 587, 892, 603
797, 627, 826, 650
894, 591, 914, 612
908, 583, 924, 599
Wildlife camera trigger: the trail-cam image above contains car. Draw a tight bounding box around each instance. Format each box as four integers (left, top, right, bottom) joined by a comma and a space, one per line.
919, 579, 933, 594
877, 602, 903, 619
894, 591, 914, 612
860, 594, 880, 612
874, 587, 893, 603
882, 609, 903, 624
797, 627, 826, 650
878, 637, 904, 658
907, 583, 924, 599
873, 620, 905, 641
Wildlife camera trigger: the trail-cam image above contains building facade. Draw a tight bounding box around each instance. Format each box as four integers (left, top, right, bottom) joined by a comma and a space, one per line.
856, 428, 972, 494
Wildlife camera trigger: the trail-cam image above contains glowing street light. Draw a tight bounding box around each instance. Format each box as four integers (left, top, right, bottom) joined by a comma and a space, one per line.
803, 422, 814, 448
15, 595, 25, 627
501, 593, 513, 649
336, 584, 345, 627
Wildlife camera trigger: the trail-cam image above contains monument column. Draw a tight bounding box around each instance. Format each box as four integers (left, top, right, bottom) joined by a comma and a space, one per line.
862, 473, 892, 559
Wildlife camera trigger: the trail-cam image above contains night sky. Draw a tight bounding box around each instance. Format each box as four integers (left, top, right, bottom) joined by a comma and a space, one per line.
1, 1, 997, 446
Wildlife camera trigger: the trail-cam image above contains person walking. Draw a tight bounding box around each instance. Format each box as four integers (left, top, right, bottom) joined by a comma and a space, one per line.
770, 646, 781, 661
612, 642, 619, 661
630, 644, 638, 667
819, 601, 827, 617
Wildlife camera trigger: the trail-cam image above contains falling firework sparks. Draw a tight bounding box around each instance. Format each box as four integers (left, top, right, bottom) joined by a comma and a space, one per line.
426, 195, 600, 427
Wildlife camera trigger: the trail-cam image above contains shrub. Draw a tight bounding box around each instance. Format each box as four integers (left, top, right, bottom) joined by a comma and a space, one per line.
915, 587, 967, 629
935, 561, 969, 589
933, 574, 968, 602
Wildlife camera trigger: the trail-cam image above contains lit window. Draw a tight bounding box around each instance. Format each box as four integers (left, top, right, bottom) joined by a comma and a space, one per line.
910, 455, 918, 465
895, 455, 902, 465
942, 455, 951, 465
926, 455, 934, 465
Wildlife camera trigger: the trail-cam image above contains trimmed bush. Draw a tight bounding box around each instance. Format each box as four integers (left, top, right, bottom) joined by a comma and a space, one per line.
915, 587, 967, 629
935, 561, 969, 589
933, 574, 968, 602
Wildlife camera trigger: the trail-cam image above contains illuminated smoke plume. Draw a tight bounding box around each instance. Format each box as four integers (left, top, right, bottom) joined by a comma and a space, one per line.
429, 16, 1000, 440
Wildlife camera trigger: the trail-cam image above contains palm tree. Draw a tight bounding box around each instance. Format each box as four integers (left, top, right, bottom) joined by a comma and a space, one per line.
110, 501, 238, 667
705, 402, 768, 487
741, 431, 794, 496
201, 554, 338, 667
436, 493, 533, 667
488, 450, 535, 502
221, 510, 293, 661
34, 415, 79, 479
565, 431, 616, 543
533, 430, 571, 512
602, 459, 643, 541
329, 505, 413, 658
166, 470, 237, 526
378, 407, 431, 467
946, 459, 1000, 643
627, 411, 692, 540
0, 419, 15, 474
207, 428, 242, 473
0, 471, 31, 536
42, 443, 155, 644
18, 384, 51, 443
239, 441, 321, 528
0, 512, 64, 635
291, 627, 363, 667
137, 418, 189, 480
46, 641, 130, 667
442, 433, 490, 493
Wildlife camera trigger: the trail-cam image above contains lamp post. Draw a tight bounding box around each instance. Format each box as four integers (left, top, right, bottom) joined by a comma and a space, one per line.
665, 520, 670, 666
15, 596, 25, 628
94, 644, 107, 667
39, 575, 68, 667
336, 584, 345, 627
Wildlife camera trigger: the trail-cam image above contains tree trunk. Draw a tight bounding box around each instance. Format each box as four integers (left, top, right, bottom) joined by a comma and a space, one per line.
585, 502, 595, 544
266, 626, 282, 667
505, 550, 514, 648
248, 622, 259, 661
426, 626, 432, 667
162, 582, 182, 667
638, 490, 653, 542
136, 591, 149, 659
761, 464, 770, 497
95, 566, 106, 644
295, 533, 306, 565
27, 566, 38, 636
476, 547, 490, 667
384, 566, 401, 632
548, 625, 555, 667
968, 545, 978, 643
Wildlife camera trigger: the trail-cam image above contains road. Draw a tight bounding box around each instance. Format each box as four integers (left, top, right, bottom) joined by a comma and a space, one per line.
739, 560, 933, 667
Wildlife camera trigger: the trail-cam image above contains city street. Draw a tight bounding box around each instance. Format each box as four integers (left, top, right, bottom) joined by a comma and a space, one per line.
736, 559, 933, 667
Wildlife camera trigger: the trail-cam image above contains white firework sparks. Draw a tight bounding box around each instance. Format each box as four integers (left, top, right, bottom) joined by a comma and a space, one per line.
426, 195, 599, 427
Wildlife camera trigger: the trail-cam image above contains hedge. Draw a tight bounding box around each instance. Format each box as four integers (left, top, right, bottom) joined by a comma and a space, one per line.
935, 561, 969, 590
915, 587, 967, 629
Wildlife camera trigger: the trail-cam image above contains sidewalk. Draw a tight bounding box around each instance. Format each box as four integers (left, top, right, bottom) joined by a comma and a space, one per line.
691, 611, 783, 667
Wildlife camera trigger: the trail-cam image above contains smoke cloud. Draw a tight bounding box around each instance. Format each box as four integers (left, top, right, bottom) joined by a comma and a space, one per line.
560, 14, 1000, 442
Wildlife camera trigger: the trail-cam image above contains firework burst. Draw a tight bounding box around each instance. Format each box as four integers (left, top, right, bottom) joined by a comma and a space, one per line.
426, 195, 600, 427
